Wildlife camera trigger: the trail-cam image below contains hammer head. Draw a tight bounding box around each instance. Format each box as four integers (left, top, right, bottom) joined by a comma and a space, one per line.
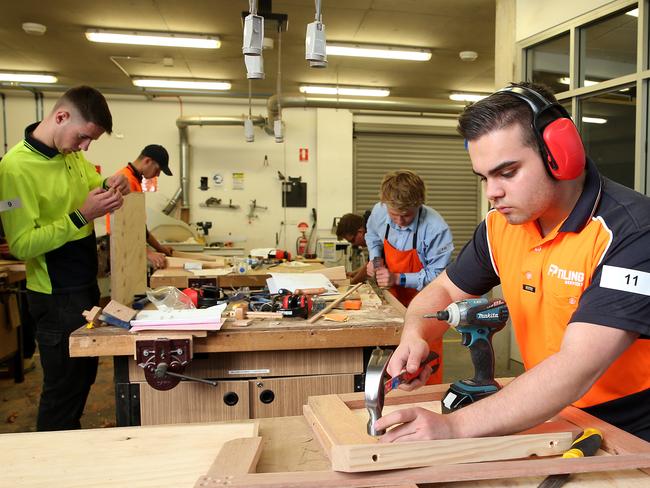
364, 348, 393, 436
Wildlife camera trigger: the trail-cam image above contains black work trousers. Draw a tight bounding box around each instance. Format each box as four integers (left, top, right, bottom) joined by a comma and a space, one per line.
27, 285, 100, 431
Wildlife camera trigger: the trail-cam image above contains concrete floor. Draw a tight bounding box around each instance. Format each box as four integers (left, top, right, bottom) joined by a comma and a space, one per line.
0, 336, 524, 434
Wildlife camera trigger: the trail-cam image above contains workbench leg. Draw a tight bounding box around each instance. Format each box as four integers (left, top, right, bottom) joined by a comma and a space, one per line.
114, 356, 141, 426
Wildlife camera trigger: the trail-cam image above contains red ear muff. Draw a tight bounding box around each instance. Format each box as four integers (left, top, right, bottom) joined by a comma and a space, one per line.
542, 118, 585, 180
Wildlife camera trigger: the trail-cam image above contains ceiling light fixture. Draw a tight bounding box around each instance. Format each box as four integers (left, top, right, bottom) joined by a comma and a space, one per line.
582, 116, 607, 124
326, 43, 431, 61
0, 72, 57, 83
558, 77, 597, 87
86, 29, 220, 49
132, 79, 231, 90
299, 85, 390, 97
449, 93, 488, 102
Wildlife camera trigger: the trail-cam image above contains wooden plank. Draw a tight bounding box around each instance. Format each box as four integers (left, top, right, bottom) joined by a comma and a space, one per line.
166, 256, 225, 269
172, 250, 227, 266
308, 283, 364, 323
195, 453, 650, 487
338, 379, 517, 410
251, 374, 356, 419
150, 268, 192, 289
110, 192, 147, 305
70, 322, 402, 357
306, 266, 347, 281
381, 290, 406, 317
205, 437, 263, 477
2, 421, 258, 488
330, 431, 572, 472
307, 394, 374, 446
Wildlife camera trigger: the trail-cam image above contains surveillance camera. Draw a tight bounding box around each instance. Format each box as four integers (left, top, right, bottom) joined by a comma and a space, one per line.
274, 119, 284, 143
305, 21, 327, 63
243, 14, 264, 55
244, 119, 255, 143
245, 54, 265, 79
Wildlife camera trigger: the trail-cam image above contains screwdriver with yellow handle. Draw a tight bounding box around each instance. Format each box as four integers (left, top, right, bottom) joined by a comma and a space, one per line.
537, 428, 603, 488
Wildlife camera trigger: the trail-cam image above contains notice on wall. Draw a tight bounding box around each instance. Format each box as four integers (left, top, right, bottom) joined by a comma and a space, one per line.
232, 172, 245, 190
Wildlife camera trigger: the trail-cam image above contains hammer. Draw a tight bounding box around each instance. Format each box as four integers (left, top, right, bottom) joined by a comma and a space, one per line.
364, 348, 441, 436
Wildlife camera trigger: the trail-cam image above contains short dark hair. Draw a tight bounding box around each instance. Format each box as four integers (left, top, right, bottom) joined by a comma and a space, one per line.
336, 213, 364, 240
457, 81, 558, 151
55, 86, 113, 134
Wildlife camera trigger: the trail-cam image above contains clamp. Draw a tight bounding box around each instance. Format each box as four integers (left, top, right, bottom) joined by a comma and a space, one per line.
135, 338, 218, 391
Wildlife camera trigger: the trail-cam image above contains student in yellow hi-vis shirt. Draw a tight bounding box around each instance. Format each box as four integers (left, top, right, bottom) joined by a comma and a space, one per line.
0, 86, 129, 431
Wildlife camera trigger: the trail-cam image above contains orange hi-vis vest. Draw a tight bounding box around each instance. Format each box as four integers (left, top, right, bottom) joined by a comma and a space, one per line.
446, 159, 650, 410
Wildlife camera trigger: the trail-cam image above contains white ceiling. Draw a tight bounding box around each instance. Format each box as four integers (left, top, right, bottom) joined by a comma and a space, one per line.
0, 0, 496, 102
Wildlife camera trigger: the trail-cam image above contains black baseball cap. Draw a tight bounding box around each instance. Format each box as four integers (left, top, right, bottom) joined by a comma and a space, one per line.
141, 144, 172, 176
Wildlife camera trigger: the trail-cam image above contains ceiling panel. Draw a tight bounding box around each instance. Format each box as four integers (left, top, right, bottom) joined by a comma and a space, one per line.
0, 0, 496, 103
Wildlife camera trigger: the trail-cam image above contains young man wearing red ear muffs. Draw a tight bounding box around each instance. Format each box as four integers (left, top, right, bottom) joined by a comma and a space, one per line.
374, 82, 650, 443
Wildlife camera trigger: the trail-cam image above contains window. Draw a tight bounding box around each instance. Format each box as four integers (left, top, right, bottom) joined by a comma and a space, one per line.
526, 33, 570, 93
521, 1, 647, 192
579, 86, 636, 188
579, 8, 638, 86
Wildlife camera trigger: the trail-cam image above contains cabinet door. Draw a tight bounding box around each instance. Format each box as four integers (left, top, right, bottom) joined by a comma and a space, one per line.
250, 374, 355, 418
139, 380, 249, 425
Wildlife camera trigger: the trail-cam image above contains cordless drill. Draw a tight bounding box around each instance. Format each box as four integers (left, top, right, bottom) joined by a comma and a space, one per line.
425, 298, 509, 413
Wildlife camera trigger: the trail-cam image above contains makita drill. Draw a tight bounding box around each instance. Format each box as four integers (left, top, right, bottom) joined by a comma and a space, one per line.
425, 298, 509, 413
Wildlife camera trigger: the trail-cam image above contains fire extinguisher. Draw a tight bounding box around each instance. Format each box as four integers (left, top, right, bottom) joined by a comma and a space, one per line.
296, 221, 309, 256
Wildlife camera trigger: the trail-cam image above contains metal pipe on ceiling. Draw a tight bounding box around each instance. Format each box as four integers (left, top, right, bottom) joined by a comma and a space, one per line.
170, 115, 266, 215
170, 97, 464, 218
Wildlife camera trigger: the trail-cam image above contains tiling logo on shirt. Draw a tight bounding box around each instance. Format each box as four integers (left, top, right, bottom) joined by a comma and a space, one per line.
547, 264, 585, 287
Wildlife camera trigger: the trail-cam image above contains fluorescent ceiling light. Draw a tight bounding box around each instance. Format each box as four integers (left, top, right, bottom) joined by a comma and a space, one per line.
582, 116, 607, 124
133, 79, 231, 90
0, 72, 57, 83
449, 93, 488, 102
86, 29, 220, 49
559, 77, 597, 87
626, 8, 638, 17
299, 85, 390, 97
326, 43, 431, 61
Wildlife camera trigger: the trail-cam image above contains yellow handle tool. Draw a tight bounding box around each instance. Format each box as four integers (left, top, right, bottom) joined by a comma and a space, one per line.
537, 428, 603, 488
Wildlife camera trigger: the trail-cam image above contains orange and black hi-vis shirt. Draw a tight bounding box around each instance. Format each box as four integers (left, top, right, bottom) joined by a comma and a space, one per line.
446, 158, 650, 440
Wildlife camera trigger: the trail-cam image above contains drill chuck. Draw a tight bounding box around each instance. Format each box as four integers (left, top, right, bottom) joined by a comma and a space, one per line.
435, 310, 450, 321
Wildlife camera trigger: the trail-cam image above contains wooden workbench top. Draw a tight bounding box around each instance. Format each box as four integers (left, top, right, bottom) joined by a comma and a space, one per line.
2, 413, 647, 487
69, 285, 403, 358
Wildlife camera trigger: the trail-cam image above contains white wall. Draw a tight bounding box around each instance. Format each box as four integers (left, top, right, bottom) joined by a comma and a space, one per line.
1, 92, 354, 254
516, 0, 615, 41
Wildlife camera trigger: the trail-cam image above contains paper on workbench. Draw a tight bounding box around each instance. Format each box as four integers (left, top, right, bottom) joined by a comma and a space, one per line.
267, 272, 338, 295
130, 303, 227, 331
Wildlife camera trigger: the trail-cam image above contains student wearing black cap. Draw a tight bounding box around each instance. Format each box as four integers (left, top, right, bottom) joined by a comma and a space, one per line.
114, 144, 174, 267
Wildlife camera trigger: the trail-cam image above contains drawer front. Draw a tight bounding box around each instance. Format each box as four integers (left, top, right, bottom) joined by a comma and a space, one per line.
250, 374, 355, 418
139, 380, 249, 425
128, 348, 363, 381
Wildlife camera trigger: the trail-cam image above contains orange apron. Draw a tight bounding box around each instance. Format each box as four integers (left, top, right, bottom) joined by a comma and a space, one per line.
383, 209, 443, 384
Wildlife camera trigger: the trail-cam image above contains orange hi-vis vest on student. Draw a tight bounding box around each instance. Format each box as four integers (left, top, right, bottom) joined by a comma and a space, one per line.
446, 159, 650, 410
384, 210, 443, 384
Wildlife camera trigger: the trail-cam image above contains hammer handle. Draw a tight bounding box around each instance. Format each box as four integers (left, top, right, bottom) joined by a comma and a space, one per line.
294, 287, 326, 295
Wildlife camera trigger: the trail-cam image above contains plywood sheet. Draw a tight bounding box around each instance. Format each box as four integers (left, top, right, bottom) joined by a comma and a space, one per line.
2, 422, 257, 488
